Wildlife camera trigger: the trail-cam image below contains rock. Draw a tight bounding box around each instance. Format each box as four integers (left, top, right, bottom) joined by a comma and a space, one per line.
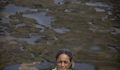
19, 62, 40, 70
0, 13, 11, 18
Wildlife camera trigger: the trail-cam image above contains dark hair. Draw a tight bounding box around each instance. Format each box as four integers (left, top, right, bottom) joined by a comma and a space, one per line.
56, 49, 74, 70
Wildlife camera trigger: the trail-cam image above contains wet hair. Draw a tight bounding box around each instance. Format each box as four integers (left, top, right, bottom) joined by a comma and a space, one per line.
56, 49, 74, 70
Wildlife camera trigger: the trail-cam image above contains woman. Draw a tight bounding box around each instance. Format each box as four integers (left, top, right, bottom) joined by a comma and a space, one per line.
52, 49, 74, 70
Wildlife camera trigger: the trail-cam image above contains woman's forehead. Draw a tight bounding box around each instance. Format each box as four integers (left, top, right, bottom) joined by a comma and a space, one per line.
57, 54, 70, 61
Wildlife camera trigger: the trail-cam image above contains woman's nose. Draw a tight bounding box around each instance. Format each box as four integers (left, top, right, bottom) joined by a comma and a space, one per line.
61, 62, 65, 66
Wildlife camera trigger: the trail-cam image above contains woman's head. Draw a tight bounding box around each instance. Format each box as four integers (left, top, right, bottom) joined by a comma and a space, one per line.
56, 49, 73, 70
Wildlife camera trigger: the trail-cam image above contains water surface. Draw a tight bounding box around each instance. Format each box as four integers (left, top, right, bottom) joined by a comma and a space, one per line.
2, 64, 21, 70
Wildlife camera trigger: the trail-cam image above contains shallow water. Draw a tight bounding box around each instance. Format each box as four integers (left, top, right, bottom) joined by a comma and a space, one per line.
0, 25, 10, 35
34, 60, 54, 69
22, 12, 54, 26
64, 9, 71, 12
2, 64, 21, 70
53, 27, 70, 33
111, 27, 120, 34
19, 43, 25, 51
85, 2, 111, 7
18, 35, 46, 44
75, 62, 96, 70
94, 8, 105, 12
54, 0, 64, 5
90, 46, 102, 51
1, 17, 18, 23
0, 3, 37, 15
16, 23, 25, 27
31, 53, 35, 57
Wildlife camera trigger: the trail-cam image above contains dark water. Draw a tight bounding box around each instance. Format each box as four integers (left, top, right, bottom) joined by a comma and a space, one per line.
2, 64, 21, 70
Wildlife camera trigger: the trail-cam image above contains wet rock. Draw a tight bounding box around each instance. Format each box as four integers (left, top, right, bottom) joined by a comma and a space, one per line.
0, 13, 11, 18
33, 5, 42, 8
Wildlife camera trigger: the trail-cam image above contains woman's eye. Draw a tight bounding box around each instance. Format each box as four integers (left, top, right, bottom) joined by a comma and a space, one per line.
58, 61, 62, 63
64, 61, 68, 64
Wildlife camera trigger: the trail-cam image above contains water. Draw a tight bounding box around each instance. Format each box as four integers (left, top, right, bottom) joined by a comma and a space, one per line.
94, 8, 105, 12
0, 25, 10, 35
75, 62, 96, 70
22, 12, 54, 26
18, 35, 46, 44
0, 3, 37, 15
0, 0, 8, 3
88, 22, 93, 24
19, 43, 25, 51
90, 46, 102, 51
34, 60, 54, 69
111, 28, 120, 34
108, 11, 112, 15
2, 64, 21, 70
16, 23, 26, 27
31, 53, 35, 57
107, 45, 118, 53
85, 2, 111, 7
64, 9, 71, 12
53, 27, 70, 33
54, 0, 64, 5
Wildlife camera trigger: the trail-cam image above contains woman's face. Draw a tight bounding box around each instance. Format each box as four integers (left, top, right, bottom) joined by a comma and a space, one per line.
56, 54, 72, 70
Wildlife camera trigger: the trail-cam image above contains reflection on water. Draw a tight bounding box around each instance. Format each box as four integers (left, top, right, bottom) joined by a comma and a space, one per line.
2, 64, 21, 70
22, 12, 54, 26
